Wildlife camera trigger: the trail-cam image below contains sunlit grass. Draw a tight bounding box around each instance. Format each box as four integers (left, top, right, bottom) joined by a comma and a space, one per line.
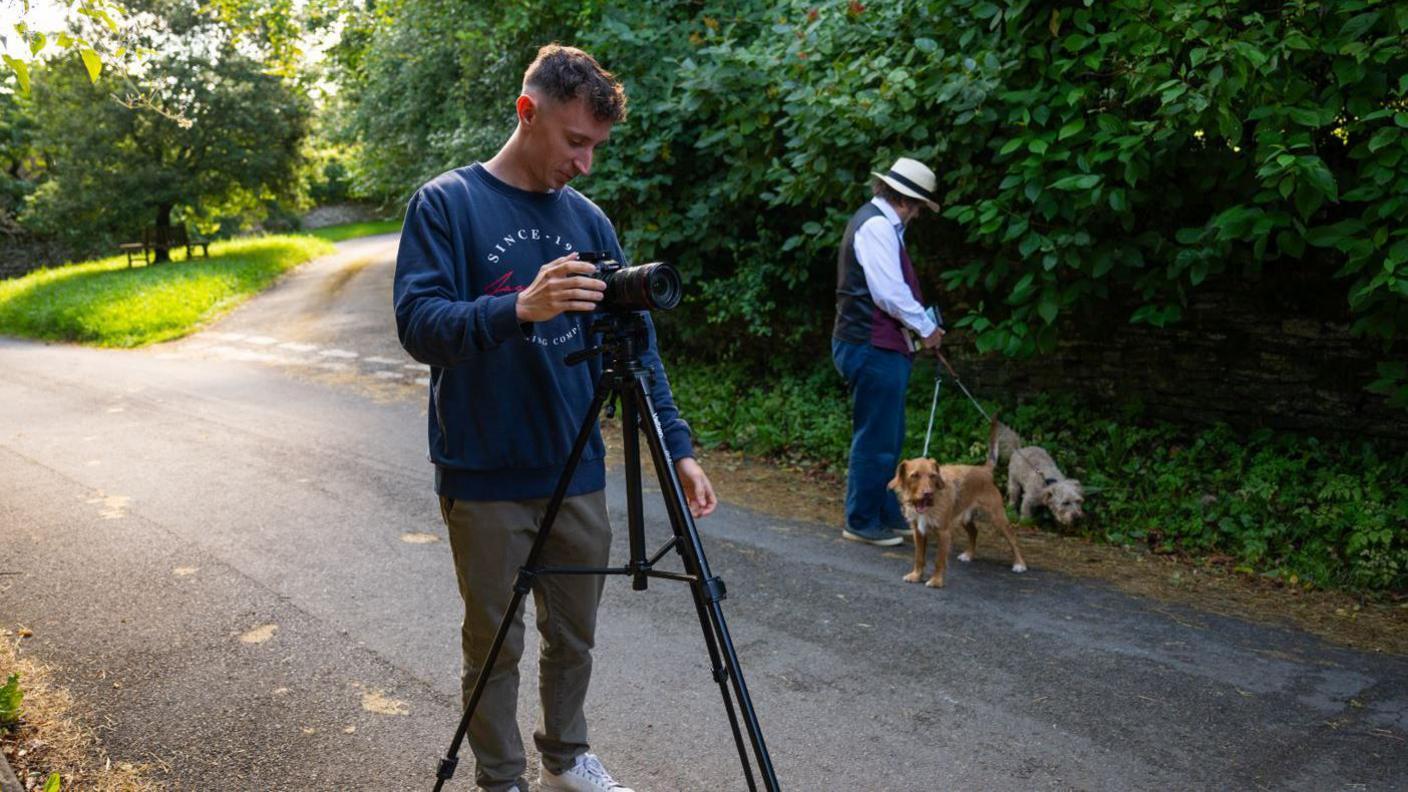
304, 218, 401, 242
0, 235, 335, 347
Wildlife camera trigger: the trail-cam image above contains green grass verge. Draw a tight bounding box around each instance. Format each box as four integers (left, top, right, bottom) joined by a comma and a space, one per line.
0, 235, 335, 348
668, 359, 1408, 594
303, 219, 401, 242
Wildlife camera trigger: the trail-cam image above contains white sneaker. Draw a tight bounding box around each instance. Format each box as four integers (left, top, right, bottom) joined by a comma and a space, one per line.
539, 752, 635, 792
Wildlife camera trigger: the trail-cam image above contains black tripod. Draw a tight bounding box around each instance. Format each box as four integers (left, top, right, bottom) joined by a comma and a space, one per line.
432, 310, 779, 791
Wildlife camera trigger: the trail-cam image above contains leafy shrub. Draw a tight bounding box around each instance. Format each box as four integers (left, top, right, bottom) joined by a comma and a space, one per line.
331, 0, 1408, 403
670, 358, 1408, 593
0, 672, 22, 727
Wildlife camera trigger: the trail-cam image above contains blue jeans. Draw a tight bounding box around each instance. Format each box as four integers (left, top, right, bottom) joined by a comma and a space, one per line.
832, 339, 911, 535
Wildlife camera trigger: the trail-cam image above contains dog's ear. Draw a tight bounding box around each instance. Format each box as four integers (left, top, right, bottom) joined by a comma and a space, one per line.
927, 459, 945, 487
888, 460, 908, 492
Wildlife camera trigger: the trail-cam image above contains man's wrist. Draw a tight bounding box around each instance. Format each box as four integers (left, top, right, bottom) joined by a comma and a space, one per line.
490, 293, 530, 341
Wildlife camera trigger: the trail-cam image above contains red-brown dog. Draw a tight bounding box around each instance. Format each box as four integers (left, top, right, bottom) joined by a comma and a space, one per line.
888, 418, 1028, 588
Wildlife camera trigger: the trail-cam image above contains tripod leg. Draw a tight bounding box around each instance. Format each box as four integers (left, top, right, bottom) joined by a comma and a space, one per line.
433, 382, 611, 791
629, 376, 781, 792
620, 393, 648, 591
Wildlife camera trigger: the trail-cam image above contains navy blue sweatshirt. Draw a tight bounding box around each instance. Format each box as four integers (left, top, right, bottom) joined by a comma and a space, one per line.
393, 163, 694, 502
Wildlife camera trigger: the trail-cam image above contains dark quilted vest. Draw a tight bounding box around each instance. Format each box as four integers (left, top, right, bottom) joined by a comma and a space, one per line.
832, 202, 924, 356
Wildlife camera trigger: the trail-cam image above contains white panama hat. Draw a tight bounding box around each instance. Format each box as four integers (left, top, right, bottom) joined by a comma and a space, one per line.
871, 156, 940, 212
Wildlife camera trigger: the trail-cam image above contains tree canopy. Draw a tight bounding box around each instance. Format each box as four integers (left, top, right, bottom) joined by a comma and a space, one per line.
9, 0, 312, 260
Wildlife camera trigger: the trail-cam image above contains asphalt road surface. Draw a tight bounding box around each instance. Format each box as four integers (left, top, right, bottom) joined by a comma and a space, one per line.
2, 235, 1405, 791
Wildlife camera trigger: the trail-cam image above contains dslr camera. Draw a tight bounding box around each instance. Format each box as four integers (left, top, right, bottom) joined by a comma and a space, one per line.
578, 251, 682, 312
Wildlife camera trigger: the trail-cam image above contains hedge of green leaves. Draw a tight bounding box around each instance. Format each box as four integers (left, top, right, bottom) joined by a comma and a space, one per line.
333, 0, 1408, 400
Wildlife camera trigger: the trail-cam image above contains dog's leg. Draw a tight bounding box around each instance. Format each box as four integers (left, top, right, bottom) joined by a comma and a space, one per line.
958, 520, 978, 563
994, 513, 1028, 573
927, 524, 951, 588
903, 522, 926, 583
1019, 487, 1041, 520
1007, 474, 1021, 509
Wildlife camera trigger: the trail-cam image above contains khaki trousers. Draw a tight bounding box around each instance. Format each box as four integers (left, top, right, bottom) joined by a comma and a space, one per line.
438, 491, 611, 792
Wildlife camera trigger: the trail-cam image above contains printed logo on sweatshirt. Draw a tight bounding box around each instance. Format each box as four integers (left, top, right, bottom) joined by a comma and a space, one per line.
483, 227, 579, 296
484, 227, 575, 267
484, 271, 524, 295
527, 322, 583, 349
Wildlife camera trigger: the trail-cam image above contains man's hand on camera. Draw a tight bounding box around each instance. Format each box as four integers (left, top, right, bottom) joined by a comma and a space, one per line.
922, 327, 945, 351
514, 252, 605, 323
675, 457, 717, 518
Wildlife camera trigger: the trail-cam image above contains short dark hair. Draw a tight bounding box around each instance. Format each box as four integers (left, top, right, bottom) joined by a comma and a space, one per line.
872, 178, 919, 211
523, 44, 628, 123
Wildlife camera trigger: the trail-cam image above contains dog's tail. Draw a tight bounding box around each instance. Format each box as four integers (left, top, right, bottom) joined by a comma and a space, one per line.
986, 413, 1001, 468
994, 421, 1022, 465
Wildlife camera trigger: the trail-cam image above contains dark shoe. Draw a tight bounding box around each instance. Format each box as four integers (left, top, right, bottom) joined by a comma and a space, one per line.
842, 526, 903, 547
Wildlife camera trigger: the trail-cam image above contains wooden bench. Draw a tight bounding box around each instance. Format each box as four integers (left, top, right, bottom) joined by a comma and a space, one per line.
118, 226, 211, 267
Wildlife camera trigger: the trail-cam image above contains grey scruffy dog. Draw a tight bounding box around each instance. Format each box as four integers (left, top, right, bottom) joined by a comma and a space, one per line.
995, 423, 1086, 527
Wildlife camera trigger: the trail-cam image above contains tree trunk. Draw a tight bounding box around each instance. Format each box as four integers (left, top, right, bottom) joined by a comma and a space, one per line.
153, 203, 174, 264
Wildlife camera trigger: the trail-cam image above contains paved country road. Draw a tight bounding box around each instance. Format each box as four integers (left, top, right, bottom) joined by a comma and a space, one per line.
2, 235, 1405, 791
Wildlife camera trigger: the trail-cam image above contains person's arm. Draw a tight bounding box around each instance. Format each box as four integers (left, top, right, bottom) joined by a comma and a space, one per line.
393, 189, 525, 367
604, 231, 717, 517
639, 313, 718, 517
853, 216, 939, 338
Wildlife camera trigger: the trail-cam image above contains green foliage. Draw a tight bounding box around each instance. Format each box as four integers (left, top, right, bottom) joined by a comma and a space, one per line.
334, 0, 1408, 398
0, 672, 21, 727
669, 358, 1408, 593
15, 3, 312, 253
2, 0, 124, 95
43, 772, 60, 792
304, 147, 355, 206
0, 83, 37, 221
0, 236, 333, 347
1001, 395, 1408, 593
326, 0, 592, 201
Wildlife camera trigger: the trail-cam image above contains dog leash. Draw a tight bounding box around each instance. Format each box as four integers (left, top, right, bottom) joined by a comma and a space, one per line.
932, 352, 1086, 490
935, 351, 991, 423
922, 375, 941, 458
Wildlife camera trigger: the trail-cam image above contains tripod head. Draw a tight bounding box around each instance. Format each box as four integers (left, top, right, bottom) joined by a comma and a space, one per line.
564, 312, 658, 421
565, 310, 650, 366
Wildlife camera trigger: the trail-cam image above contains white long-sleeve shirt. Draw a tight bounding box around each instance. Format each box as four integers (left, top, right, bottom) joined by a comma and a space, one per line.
853, 197, 938, 337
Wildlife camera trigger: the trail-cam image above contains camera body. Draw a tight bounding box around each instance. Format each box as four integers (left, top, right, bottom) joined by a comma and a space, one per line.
578, 251, 682, 312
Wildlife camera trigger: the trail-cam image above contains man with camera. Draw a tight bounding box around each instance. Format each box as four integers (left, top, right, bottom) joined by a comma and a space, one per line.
393, 44, 716, 792
832, 157, 945, 547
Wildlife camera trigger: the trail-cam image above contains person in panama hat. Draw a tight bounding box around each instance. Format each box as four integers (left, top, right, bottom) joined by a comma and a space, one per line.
831, 156, 945, 546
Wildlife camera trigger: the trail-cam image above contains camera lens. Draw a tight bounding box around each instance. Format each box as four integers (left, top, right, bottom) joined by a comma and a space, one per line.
642, 263, 682, 311
604, 262, 681, 312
